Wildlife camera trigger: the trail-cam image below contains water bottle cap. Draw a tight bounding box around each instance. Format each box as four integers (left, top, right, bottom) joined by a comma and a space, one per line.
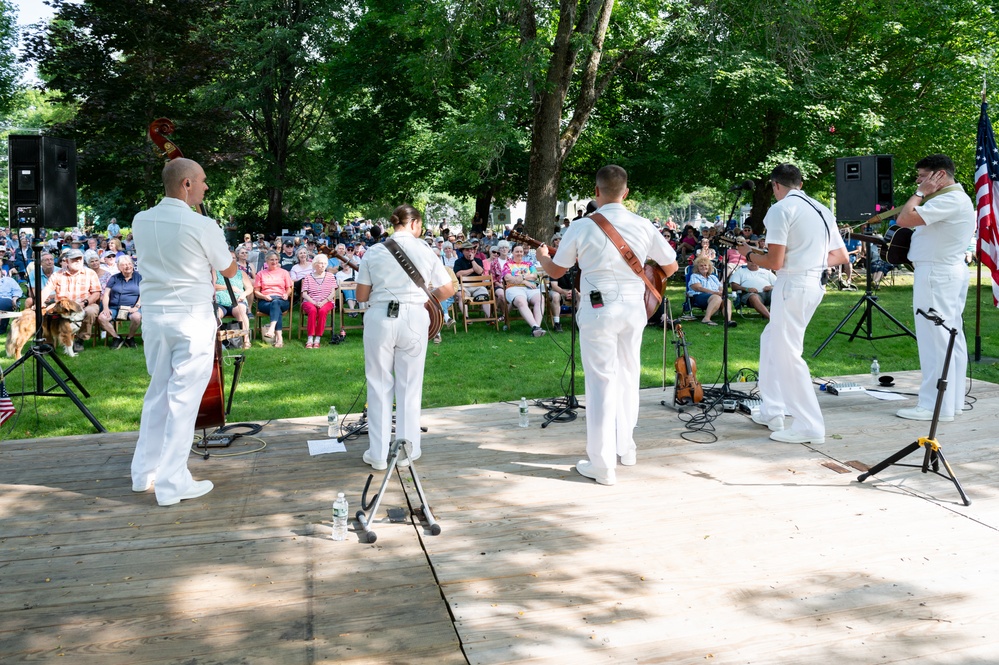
337, 492, 345, 498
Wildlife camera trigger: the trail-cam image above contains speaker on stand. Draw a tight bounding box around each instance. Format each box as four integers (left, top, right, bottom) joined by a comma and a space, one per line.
5, 135, 104, 433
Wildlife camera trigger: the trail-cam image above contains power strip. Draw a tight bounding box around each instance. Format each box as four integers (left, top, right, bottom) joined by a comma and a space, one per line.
737, 398, 762, 416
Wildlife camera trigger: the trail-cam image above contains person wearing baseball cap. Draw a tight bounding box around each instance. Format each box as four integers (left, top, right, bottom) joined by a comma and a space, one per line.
40, 248, 102, 353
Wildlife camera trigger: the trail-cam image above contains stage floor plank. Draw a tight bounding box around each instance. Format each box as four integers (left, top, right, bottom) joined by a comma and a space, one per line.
2, 370, 998, 664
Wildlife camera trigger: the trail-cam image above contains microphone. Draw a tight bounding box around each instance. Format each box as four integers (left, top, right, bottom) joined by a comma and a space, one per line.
727, 179, 755, 193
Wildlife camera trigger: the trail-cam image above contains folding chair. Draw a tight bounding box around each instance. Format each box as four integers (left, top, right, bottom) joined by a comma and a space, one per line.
459, 274, 498, 331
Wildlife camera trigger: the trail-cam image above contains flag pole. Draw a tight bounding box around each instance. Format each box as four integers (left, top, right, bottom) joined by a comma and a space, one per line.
975, 75, 989, 362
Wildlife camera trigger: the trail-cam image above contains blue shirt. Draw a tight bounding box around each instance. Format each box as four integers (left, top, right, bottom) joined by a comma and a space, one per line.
105, 272, 142, 308
0, 275, 21, 301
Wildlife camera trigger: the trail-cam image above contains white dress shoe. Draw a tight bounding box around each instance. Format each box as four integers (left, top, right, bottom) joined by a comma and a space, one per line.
770, 430, 824, 444
362, 450, 388, 471
896, 406, 953, 422
619, 449, 637, 466
575, 460, 616, 486
157, 480, 214, 507
132, 478, 154, 493
752, 412, 784, 431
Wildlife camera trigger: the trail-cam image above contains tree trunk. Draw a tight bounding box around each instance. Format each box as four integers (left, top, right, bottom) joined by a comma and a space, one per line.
473, 183, 496, 233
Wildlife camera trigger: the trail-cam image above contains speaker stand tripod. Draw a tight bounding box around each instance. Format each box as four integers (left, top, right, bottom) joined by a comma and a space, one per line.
813, 238, 914, 357
3, 233, 105, 433
542, 268, 583, 427
856, 309, 970, 505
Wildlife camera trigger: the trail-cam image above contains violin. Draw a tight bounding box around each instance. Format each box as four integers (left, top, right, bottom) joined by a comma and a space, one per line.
673, 323, 703, 405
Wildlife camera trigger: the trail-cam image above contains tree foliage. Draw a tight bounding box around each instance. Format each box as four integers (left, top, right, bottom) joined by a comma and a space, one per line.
0, 0, 22, 118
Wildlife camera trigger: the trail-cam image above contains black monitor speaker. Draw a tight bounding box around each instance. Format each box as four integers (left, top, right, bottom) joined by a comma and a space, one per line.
7, 135, 77, 228
835, 155, 894, 222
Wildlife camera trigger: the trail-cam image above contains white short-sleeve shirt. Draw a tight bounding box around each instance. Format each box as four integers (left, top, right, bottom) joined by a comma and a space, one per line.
553, 203, 675, 301
356, 230, 450, 306
132, 197, 233, 313
763, 190, 845, 274
908, 187, 975, 264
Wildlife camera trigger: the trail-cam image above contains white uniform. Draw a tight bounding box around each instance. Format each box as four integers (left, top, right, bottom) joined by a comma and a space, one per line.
759, 190, 846, 438
552, 203, 676, 474
356, 231, 450, 463
909, 187, 975, 417
130, 198, 233, 505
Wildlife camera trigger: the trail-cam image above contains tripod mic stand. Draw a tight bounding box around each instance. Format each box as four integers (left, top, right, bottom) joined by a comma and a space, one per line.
813, 233, 914, 357
3, 229, 105, 432
857, 308, 970, 505
543, 266, 583, 427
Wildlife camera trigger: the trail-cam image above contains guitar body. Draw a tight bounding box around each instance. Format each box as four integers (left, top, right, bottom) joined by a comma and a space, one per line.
195, 334, 226, 431
884, 226, 913, 266
426, 295, 444, 340
644, 263, 668, 320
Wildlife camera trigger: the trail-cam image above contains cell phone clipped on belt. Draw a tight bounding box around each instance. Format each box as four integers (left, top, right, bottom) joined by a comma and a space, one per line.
387, 301, 400, 318
589, 290, 604, 308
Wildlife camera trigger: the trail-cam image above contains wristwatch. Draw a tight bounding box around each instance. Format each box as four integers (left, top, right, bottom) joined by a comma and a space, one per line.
915, 190, 925, 198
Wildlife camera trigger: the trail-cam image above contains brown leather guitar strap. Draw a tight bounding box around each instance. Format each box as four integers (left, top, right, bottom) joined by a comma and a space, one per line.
589, 213, 661, 305
384, 238, 434, 301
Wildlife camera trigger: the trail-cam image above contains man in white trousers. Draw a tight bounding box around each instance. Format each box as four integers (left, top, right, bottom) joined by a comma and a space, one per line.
893, 154, 975, 421
536, 165, 677, 485
131, 158, 237, 506
738, 163, 848, 444
355, 205, 455, 470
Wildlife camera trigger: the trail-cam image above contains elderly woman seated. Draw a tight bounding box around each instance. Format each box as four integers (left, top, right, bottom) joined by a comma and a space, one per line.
253, 250, 293, 347
301, 253, 337, 349
503, 244, 546, 337
98, 255, 143, 348
214, 256, 253, 350
687, 255, 735, 327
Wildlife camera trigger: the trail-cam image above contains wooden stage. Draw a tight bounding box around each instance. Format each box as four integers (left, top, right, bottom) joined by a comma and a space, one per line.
2, 370, 998, 664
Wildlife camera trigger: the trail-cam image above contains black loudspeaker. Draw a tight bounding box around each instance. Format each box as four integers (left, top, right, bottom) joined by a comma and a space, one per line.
835, 155, 894, 222
7, 135, 77, 228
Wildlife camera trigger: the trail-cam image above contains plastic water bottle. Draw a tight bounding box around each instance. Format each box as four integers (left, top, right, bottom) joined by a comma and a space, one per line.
327, 406, 339, 438
331, 493, 348, 541
519, 397, 529, 428
870, 358, 880, 381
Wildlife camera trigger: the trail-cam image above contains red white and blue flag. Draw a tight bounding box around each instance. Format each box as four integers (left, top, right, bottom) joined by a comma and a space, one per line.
0, 375, 15, 426
976, 100, 999, 306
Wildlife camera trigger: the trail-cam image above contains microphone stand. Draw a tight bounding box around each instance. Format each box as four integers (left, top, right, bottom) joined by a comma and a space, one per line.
703, 189, 751, 402
543, 265, 583, 426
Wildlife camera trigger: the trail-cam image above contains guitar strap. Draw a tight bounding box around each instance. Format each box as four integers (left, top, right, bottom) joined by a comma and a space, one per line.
384, 238, 435, 302
589, 213, 662, 305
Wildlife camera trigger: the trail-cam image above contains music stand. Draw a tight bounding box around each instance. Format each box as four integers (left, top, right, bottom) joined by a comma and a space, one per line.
813, 229, 914, 357
3, 227, 106, 433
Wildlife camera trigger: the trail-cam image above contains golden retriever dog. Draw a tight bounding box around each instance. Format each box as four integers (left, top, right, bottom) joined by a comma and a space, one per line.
5, 299, 86, 359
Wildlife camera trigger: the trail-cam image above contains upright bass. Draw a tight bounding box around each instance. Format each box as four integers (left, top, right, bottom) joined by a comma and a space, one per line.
148, 117, 245, 431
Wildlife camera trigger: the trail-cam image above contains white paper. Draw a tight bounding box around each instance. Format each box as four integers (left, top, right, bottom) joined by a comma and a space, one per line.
307, 438, 347, 456
865, 390, 908, 401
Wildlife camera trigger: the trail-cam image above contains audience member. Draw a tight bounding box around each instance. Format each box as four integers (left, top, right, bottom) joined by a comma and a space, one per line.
301, 253, 337, 349
688, 255, 734, 327
214, 257, 252, 350
503, 244, 545, 336
0, 271, 20, 333
454, 242, 492, 317
98, 255, 143, 348
729, 259, 776, 320
40, 248, 102, 353
253, 251, 293, 347
489, 240, 512, 327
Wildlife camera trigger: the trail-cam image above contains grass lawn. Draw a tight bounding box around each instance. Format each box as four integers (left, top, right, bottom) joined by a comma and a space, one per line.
3, 268, 998, 440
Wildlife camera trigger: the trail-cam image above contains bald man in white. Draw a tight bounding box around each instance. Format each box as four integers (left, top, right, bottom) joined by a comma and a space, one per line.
130, 158, 237, 506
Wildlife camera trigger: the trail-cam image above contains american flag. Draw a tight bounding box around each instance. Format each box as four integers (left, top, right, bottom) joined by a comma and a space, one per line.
976, 100, 999, 306
0, 374, 15, 426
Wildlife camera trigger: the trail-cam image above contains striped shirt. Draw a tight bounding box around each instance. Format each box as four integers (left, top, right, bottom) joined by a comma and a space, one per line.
302, 271, 337, 302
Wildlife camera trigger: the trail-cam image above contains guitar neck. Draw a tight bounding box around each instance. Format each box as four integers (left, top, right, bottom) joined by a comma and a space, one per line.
508, 232, 543, 249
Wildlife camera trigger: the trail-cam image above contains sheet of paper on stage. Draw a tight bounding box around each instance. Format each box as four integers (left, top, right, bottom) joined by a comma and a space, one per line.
865, 390, 908, 401
308, 438, 347, 455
